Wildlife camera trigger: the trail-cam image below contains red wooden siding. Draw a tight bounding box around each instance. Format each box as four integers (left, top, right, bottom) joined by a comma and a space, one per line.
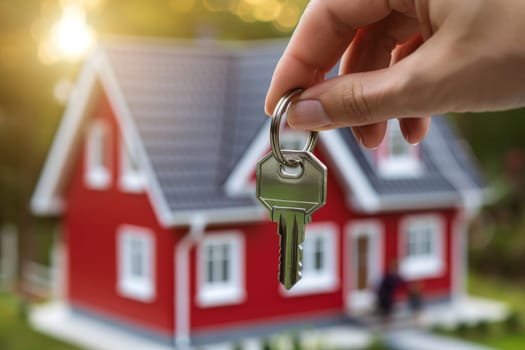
64, 93, 176, 337
61, 91, 458, 338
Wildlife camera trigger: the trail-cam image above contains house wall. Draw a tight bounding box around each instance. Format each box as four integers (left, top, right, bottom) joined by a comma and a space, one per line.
188, 148, 458, 334
64, 94, 176, 338
61, 93, 458, 339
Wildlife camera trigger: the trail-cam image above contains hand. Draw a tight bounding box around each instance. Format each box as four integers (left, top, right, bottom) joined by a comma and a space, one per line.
265, 0, 525, 148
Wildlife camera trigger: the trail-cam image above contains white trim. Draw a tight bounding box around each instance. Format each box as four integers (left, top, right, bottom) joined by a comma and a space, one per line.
31, 51, 103, 215
96, 52, 175, 227
175, 216, 206, 350
119, 138, 146, 193
116, 225, 156, 302
320, 130, 381, 212
170, 206, 266, 227
399, 214, 445, 280
281, 223, 339, 296
345, 220, 383, 312
452, 211, 468, 303
196, 231, 245, 308
84, 119, 112, 190
377, 120, 423, 178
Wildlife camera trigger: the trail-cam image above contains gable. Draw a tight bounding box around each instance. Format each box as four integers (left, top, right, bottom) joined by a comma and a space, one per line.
226, 118, 486, 214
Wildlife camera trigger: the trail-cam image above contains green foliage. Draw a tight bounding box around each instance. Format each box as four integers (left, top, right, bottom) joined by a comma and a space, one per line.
261, 337, 273, 350
232, 341, 243, 350
364, 337, 390, 350
0, 293, 80, 350
505, 312, 522, 333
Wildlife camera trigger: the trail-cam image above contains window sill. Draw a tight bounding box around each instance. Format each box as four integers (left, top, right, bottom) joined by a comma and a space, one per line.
400, 257, 444, 280
117, 280, 155, 302
196, 286, 245, 308
378, 158, 423, 179
85, 168, 111, 189
282, 274, 338, 297
119, 173, 145, 193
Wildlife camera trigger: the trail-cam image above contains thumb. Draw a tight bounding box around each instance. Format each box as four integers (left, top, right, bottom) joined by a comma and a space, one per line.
286, 44, 442, 130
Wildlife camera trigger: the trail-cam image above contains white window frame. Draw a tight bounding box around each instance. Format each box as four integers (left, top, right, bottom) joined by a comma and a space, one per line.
117, 225, 156, 302
399, 214, 445, 280
119, 139, 145, 193
283, 223, 338, 296
280, 129, 310, 151
197, 232, 245, 307
85, 119, 111, 189
378, 120, 422, 178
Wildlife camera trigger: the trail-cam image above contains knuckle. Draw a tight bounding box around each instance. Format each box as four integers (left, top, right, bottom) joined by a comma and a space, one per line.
339, 81, 374, 125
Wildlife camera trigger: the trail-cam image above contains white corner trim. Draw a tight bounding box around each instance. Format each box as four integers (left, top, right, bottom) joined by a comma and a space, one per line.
320, 130, 380, 212
196, 231, 246, 308
31, 50, 104, 216
175, 215, 206, 349
398, 214, 446, 281
224, 119, 271, 196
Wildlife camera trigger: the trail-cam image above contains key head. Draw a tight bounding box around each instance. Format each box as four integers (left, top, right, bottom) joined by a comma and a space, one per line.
256, 150, 327, 217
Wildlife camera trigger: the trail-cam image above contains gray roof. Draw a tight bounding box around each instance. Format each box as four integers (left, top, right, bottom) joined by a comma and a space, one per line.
101, 38, 484, 213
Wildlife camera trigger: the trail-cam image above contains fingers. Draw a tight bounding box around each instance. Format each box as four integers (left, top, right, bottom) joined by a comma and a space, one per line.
337, 12, 419, 148
399, 117, 431, 145
265, 0, 394, 115
392, 34, 430, 145
286, 25, 448, 133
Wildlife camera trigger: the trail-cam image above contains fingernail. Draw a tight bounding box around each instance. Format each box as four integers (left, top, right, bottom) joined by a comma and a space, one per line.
288, 99, 332, 130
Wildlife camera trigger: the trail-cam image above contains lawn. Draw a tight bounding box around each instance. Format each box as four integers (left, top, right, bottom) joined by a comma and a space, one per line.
464, 273, 525, 350
0, 293, 80, 350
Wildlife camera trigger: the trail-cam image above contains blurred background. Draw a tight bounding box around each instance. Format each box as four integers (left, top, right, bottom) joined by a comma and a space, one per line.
0, 0, 524, 349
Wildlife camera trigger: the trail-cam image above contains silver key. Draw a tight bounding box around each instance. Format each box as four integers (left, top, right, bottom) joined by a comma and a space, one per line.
256, 150, 327, 290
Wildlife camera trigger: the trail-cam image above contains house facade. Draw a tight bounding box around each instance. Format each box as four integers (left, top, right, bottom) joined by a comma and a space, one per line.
31, 38, 485, 348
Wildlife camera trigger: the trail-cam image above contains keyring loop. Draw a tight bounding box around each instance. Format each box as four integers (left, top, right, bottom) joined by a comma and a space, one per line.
270, 88, 319, 167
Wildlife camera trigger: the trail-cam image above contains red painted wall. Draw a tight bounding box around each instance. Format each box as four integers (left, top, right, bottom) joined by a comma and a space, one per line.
188, 145, 458, 333
61, 92, 459, 338
64, 94, 176, 337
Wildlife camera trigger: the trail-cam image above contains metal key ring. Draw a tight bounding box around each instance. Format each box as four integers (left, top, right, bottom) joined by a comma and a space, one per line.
270, 88, 319, 167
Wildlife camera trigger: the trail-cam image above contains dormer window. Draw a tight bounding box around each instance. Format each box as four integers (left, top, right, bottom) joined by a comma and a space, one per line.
120, 139, 145, 193
281, 129, 309, 151
85, 120, 111, 189
377, 120, 422, 178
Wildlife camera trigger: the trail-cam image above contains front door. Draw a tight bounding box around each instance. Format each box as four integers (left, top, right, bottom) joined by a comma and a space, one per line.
346, 221, 383, 313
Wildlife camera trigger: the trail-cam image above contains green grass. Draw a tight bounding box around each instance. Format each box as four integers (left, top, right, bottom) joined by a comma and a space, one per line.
0, 293, 80, 350
463, 273, 525, 349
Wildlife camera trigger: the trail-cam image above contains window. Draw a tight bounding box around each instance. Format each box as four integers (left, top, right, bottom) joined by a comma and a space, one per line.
377, 120, 422, 178
283, 223, 338, 296
117, 226, 155, 302
197, 233, 244, 307
400, 215, 444, 280
281, 129, 310, 151
119, 140, 145, 192
85, 120, 111, 189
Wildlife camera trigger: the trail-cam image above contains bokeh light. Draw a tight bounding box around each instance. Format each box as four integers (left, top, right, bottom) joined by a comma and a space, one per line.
39, 4, 95, 64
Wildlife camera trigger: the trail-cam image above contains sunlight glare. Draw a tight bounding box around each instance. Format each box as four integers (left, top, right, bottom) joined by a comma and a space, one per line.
50, 5, 94, 61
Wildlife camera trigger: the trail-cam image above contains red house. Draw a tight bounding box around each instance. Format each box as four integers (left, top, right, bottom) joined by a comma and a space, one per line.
31, 38, 486, 348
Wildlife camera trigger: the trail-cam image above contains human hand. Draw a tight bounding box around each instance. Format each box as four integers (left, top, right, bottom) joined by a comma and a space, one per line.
265, 0, 525, 148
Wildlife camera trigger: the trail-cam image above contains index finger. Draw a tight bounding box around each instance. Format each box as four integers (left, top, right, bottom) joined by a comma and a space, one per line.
264, 0, 394, 115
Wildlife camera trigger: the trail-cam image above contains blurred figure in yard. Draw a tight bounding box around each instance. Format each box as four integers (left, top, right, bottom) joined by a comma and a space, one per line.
376, 260, 405, 327
408, 281, 424, 327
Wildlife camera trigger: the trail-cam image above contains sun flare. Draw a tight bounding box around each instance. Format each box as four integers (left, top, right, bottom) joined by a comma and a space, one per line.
44, 5, 94, 62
